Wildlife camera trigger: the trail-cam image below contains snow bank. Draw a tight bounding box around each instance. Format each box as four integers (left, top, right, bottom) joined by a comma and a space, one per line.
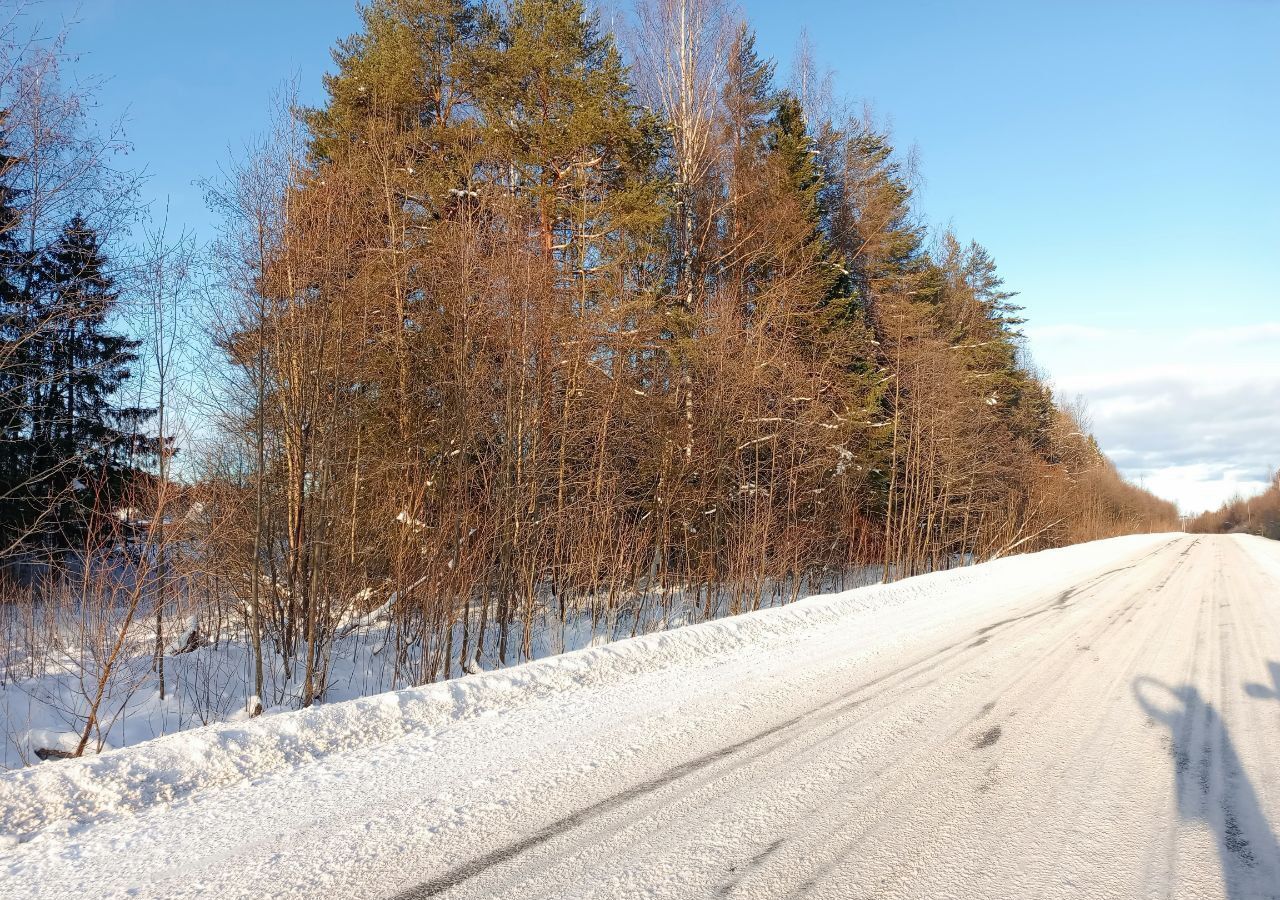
0, 533, 1175, 843
1235, 533, 1280, 582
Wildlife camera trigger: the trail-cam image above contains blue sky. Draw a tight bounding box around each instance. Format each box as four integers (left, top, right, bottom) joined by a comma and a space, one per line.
33, 0, 1280, 513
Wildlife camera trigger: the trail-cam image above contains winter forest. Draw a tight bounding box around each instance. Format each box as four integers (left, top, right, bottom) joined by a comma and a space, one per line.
0, 0, 1177, 767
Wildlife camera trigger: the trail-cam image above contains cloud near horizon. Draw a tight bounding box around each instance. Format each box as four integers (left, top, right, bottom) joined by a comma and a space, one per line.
1024, 324, 1280, 515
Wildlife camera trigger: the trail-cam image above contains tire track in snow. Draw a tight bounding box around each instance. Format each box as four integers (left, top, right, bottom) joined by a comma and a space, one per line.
398, 539, 1188, 899
772, 537, 1197, 900
19, 534, 1280, 900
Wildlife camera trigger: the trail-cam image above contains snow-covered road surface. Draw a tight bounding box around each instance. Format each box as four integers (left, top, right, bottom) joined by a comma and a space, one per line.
6, 533, 1280, 899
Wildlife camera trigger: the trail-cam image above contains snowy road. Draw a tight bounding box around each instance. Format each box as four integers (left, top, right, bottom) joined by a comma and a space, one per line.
6, 533, 1280, 899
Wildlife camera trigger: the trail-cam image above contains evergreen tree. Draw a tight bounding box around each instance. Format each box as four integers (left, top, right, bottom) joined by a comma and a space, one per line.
307, 0, 478, 152
464, 0, 661, 270
19, 216, 156, 544
0, 110, 34, 548
830, 121, 933, 321
751, 90, 852, 342
762, 94, 831, 285
933, 233, 1055, 452
718, 24, 774, 281
722, 25, 774, 180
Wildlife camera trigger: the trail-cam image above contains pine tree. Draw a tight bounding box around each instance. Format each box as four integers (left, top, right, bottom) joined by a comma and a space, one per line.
722, 25, 774, 177
464, 0, 660, 269
306, 0, 480, 163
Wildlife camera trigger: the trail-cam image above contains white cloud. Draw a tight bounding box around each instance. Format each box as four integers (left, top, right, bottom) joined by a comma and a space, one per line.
1025, 322, 1280, 515
1184, 322, 1280, 347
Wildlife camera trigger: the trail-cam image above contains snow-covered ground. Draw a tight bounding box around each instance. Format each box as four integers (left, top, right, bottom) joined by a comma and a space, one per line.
0, 562, 880, 770
4, 532, 1280, 899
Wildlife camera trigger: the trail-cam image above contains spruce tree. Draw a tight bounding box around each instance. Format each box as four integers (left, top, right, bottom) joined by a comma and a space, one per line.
723, 25, 775, 176
720, 24, 775, 276
23, 216, 156, 544
831, 121, 933, 321
764, 94, 829, 272
0, 110, 33, 548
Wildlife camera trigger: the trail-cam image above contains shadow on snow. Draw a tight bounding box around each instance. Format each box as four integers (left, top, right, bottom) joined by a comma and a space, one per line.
1135, 675, 1280, 900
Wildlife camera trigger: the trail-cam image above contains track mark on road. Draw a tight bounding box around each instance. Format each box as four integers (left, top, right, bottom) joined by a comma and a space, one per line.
718, 837, 786, 896
974, 726, 1002, 749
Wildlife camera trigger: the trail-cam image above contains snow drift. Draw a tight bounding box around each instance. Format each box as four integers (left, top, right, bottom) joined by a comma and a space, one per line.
0, 533, 1174, 844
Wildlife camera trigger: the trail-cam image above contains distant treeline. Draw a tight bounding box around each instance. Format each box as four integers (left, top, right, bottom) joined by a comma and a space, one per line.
1188, 474, 1280, 539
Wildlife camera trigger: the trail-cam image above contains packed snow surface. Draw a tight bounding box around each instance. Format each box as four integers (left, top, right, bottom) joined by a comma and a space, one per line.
5, 533, 1280, 899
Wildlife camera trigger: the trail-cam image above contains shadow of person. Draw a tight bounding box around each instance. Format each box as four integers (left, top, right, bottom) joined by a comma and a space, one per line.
1244, 661, 1280, 702
1134, 677, 1280, 899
